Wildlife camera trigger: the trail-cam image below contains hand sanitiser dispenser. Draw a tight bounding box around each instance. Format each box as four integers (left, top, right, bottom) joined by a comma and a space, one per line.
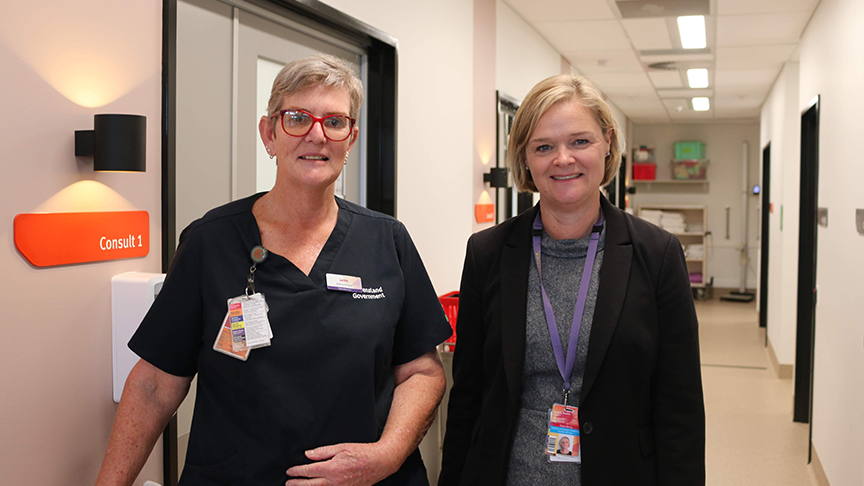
111, 272, 165, 403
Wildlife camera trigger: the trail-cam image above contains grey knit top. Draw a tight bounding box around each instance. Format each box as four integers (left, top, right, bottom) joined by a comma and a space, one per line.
505, 221, 606, 486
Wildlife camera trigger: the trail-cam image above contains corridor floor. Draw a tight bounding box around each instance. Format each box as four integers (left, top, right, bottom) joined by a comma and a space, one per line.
698, 296, 820, 486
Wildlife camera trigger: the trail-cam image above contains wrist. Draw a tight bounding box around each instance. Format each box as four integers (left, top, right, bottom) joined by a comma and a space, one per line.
373, 435, 411, 476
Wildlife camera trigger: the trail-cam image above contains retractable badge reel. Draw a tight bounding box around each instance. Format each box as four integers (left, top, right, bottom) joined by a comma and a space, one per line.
212, 245, 274, 360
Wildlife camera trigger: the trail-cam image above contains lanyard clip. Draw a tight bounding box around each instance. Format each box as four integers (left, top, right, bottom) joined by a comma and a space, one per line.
245, 264, 257, 296
563, 388, 570, 407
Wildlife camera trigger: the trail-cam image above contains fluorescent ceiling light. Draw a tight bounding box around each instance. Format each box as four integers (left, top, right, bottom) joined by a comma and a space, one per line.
692, 97, 710, 111
687, 69, 709, 88
678, 16, 706, 49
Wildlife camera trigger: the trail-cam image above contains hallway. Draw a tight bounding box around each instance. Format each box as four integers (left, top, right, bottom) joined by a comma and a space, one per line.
698, 296, 819, 485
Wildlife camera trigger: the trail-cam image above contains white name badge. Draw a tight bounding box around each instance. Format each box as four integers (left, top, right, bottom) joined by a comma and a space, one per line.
326, 273, 363, 292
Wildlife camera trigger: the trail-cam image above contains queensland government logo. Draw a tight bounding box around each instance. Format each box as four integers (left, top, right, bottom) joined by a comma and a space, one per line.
353, 286, 385, 300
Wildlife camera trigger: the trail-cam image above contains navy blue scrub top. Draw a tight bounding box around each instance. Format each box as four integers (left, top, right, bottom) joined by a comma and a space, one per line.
130, 193, 452, 485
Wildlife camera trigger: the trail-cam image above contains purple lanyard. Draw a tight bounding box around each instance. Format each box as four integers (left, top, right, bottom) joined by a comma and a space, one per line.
532, 209, 603, 405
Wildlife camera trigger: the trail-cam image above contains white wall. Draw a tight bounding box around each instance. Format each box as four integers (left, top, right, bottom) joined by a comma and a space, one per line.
796, 0, 864, 483
320, 0, 475, 296
759, 62, 800, 368
496, 0, 562, 102
0, 1, 164, 484
630, 123, 762, 289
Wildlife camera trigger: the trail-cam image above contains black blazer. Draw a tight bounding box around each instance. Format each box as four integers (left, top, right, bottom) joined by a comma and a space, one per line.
439, 196, 705, 485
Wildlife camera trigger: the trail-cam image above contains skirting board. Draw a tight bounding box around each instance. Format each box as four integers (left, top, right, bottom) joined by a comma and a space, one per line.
766, 336, 794, 379
810, 444, 831, 486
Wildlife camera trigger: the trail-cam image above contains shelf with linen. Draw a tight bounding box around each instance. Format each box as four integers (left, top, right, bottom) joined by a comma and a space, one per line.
638, 205, 708, 289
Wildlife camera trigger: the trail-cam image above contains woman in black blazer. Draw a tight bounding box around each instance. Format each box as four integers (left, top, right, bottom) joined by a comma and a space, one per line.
439, 75, 705, 485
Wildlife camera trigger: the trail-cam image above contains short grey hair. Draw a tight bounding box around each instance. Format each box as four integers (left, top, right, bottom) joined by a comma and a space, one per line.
266, 54, 364, 131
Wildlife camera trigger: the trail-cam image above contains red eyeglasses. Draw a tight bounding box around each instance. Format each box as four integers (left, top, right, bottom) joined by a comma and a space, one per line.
271, 109, 356, 142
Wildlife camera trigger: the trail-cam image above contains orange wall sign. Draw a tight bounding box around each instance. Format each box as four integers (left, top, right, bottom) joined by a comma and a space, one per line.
14, 211, 149, 267
475, 203, 495, 223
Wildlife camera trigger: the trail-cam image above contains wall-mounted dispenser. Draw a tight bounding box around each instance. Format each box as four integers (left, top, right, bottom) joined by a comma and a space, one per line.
111, 272, 165, 403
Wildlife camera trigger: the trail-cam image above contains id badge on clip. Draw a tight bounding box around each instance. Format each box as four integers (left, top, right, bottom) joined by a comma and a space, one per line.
212, 310, 249, 360
545, 404, 581, 463
226, 293, 272, 352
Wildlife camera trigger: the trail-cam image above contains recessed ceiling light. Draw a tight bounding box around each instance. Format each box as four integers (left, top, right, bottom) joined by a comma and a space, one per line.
678, 16, 706, 49
687, 68, 709, 88
692, 97, 710, 111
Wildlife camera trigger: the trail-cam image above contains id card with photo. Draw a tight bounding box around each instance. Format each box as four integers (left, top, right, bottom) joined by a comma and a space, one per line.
545, 404, 581, 463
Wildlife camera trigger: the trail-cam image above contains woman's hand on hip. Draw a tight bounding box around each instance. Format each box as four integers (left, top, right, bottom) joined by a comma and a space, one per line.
285, 442, 400, 486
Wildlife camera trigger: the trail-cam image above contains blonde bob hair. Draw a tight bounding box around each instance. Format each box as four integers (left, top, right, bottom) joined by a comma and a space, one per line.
507, 75, 622, 192
266, 54, 364, 132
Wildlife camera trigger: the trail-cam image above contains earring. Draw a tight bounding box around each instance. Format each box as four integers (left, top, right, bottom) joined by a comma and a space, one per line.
606, 151, 611, 157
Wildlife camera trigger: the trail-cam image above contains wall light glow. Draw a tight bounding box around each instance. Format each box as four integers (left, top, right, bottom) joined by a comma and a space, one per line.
33, 180, 137, 213
0, 2, 161, 108
477, 145, 494, 166
477, 190, 493, 205
677, 16, 707, 49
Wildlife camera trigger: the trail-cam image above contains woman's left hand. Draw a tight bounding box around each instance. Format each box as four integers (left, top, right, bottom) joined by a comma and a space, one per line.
285, 442, 400, 486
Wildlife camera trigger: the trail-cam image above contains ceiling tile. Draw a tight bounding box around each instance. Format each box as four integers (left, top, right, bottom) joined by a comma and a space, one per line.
504, 0, 617, 22
715, 69, 779, 87
647, 70, 683, 88
663, 98, 690, 111
599, 85, 657, 97
713, 107, 761, 119
717, 12, 811, 47
534, 20, 632, 51
640, 53, 714, 63
669, 110, 715, 120
621, 18, 673, 50
716, 45, 797, 70
657, 88, 713, 98
715, 92, 764, 109
565, 50, 643, 73
623, 109, 671, 123
713, 84, 771, 102
717, 0, 819, 15
584, 71, 653, 89
616, 0, 709, 18
608, 95, 665, 111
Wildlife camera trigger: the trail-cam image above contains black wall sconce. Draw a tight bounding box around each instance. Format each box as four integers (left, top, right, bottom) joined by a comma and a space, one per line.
483, 167, 509, 188
75, 114, 146, 172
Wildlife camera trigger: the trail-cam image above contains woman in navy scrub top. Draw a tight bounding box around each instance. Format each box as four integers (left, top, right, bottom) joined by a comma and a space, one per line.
95, 55, 452, 486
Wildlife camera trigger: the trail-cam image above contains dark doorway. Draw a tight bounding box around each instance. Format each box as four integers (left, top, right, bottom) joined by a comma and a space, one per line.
794, 97, 819, 432
759, 143, 770, 333
605, 154, 628, 210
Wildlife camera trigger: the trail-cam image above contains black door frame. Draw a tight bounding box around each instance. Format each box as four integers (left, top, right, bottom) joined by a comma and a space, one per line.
160, 1, 398, 483
759, 143, 770, 335
793, 97, 819, 449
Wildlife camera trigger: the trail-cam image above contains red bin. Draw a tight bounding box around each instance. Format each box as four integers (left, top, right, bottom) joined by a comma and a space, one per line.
439, 291, 459, 352
633, 163, 656, 180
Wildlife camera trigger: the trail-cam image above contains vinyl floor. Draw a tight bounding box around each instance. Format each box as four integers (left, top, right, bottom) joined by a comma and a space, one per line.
697, 296, 821, 486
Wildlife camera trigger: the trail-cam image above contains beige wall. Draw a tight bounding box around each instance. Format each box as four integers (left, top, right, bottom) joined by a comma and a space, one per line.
795, 0, 864, 483
496, 0, 562, 102
320, 0, 475, 297
759, 62, 800, 368
0, 1, 164, 485
630, 123, 762, 289
474, 0, 497, 235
